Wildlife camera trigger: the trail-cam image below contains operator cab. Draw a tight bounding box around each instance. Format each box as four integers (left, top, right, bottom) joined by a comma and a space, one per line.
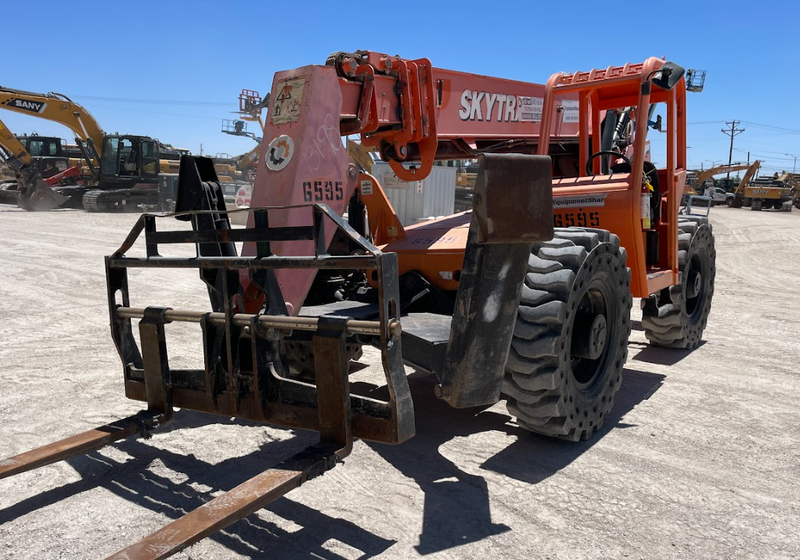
17, 134, 64, 158
100, 135, 160, 185
14, 135, 69, 179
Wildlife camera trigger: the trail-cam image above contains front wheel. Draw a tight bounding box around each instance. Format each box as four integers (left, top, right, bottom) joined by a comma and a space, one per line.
503, 228, 632, 441
642, 217, 716, 349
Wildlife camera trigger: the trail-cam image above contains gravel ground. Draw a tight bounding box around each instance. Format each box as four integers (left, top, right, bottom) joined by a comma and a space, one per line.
0, 204, 798, 560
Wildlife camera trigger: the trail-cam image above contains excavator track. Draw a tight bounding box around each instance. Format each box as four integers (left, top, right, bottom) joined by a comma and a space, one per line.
83, 189, 125, 212
83, 188, 161, 212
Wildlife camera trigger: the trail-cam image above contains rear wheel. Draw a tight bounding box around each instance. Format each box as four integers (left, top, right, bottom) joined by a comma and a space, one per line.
642, 217, 715, 349
503, 228, 632, 441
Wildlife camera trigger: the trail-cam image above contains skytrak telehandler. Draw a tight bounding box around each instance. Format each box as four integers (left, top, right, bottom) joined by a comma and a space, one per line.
0, 52, 715, 559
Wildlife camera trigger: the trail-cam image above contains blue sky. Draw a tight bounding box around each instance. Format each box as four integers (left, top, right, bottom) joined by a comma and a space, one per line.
4, 0, 799, 175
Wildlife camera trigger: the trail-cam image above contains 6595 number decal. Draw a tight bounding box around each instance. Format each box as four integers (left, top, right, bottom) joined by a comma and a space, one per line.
554, 211, 600, 228
303, 180, 344, 202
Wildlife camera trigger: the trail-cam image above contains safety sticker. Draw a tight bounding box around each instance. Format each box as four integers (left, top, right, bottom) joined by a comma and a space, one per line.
360, 180, 373, 195
553, 193, 608, 208
266, 135, 295, 171
561, 99, 579, 123
519, 97, 543, 122
271, 78, 305, 125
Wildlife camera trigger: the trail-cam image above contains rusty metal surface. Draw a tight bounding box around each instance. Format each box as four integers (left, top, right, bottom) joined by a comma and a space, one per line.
104, 442, 347, 560
0, 411, 159, 480
106, 203, 414, 445
115, 307, 397, 337
437, 154, 552, 408
105, 322, 355, 560
472, 153, 553, 244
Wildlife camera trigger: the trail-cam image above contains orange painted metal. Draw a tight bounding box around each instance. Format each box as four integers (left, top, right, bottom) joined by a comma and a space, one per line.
338, 53, 687, 297
537, 57, 686, 297
329, 53, 689, 297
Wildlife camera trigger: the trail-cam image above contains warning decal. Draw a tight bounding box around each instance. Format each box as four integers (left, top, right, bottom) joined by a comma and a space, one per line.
271, 78, 306, 125
266, 135, 295, 171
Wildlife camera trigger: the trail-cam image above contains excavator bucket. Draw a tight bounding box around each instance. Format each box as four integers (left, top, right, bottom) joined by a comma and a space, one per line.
17, 179, 70, 211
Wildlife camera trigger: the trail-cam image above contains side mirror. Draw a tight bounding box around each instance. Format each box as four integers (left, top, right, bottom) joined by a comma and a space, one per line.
651, 61, 685, 91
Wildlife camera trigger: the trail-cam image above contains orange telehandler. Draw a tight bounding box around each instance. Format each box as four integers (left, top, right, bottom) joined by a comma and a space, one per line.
0, 51, 714, 559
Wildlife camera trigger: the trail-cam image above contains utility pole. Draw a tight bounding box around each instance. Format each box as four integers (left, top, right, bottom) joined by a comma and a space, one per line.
785, 153, 798, 174
721, 120, 745, 180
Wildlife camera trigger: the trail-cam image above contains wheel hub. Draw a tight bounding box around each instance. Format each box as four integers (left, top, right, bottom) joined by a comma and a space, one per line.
572, 310, 607, 361
687, 269, 702, 298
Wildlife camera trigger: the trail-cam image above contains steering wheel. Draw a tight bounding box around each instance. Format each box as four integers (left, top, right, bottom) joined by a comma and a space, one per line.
585, 151, 632, 176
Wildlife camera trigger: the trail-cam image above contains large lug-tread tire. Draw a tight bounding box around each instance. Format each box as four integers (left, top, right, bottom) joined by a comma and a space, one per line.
503, 228, 632, 442
641, 216, 715, 349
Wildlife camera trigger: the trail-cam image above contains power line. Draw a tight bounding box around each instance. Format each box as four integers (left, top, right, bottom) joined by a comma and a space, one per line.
85, 104, 221, 121
740, 120, 800, 134
733, 148, 795, 161
688, 120, 800, 135
72, 95, 231, 107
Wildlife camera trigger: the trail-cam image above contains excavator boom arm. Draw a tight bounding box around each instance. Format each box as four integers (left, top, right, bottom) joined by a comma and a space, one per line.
0, 115, 34, 169
0, 86, 105, 171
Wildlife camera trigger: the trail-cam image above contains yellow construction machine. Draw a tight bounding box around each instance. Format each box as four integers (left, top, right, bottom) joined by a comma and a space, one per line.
0, 86, 179, 211
0, 122, 83, 208
741, 173, 795, 211
685, 161, 760, 207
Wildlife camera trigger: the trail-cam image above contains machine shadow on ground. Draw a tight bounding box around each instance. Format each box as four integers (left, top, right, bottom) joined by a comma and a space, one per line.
364, 367, 665, 554
629, 339, 707, 365
0, 367, 664, 559
0, 413, 395, 560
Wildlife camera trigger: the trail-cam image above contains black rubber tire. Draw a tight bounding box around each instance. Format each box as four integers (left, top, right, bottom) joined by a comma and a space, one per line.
503, 228, 632, 442
641, 217, 715, 349
725, 197, 734, 207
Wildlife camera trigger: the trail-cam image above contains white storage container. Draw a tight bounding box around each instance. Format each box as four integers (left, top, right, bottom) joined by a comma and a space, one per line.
371, 163, 455, 226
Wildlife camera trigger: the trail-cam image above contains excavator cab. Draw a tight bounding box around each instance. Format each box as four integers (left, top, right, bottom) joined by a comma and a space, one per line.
19, 134, 64, 158
99, 135, 160, 185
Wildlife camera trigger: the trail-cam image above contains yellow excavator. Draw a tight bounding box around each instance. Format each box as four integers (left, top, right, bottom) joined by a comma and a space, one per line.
686, 161, 761, 207
0, 119, 85, 209
0, 86, 177, 211
777, 172, 800, 209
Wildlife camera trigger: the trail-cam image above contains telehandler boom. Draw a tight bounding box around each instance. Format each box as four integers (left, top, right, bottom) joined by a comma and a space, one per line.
0, 51, 715, 559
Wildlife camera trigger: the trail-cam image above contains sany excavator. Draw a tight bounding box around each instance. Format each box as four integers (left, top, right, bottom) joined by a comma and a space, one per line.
0, 51, 715, 559
0, 86, 178, 211
0, 122, 83, 208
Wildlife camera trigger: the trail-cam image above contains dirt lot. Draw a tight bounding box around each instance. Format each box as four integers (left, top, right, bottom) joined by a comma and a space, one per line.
0, 205, 798, 560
